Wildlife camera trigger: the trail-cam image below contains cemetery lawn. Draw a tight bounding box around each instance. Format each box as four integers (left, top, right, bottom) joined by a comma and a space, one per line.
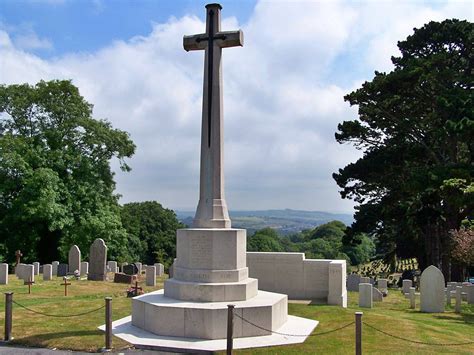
0, 279, 472, 354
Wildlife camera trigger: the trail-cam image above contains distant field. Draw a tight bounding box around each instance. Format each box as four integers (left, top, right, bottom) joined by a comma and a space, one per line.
177, 209, 354, 235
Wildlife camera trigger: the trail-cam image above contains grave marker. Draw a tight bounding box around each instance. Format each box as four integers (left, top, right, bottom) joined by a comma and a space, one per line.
43, 264, 52, 281
146, 266, 156, 286
420, 265, 445, 313
0, 263, 8, 285
359, 283, 372, 308
88, 238, 107, 281
68, 245, 81, 275
80, 261, 89, 276
57, 263, 69, 277
52, 261, 59, 276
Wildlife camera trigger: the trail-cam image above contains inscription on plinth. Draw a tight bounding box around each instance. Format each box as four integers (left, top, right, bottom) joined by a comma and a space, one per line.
190, 237, 212, 267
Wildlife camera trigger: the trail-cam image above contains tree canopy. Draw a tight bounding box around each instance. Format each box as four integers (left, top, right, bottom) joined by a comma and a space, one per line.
247, 221, 375, 265
120, 201, 184, 268
0, 80, 135, 263
333, 20, 473, 280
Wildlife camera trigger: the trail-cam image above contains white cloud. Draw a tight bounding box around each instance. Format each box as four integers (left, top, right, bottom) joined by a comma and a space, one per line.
0, 0, 470, 214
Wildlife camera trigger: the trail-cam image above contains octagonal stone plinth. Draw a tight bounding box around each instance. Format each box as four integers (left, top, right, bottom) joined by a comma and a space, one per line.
132, 289, 288, 340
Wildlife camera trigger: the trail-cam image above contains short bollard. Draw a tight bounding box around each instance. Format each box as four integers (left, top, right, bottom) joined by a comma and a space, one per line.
105, 297, 112, 350
4, 292, 13, 341
355, 312, 363, 355
227, 304, 235, 355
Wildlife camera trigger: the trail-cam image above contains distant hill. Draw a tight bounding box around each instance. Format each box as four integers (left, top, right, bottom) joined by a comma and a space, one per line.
176, 209, 353, 236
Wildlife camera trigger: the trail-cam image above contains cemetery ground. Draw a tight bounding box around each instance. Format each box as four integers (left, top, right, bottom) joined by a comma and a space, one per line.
0, 277, 472, 354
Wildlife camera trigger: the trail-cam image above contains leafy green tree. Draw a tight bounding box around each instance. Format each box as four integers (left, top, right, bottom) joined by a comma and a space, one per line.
120, 201, 184, 268
0, 80, 135, 263
333, 20, 473, 280
247, 228, 284, 252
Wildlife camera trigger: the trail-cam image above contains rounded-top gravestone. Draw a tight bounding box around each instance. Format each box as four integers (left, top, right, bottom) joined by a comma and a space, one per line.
420, 265, 445, 313
68, 245, 81, 275
88, 238, 107, 281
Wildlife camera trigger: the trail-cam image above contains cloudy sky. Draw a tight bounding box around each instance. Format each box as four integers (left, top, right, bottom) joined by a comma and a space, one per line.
0, 0, 471, 214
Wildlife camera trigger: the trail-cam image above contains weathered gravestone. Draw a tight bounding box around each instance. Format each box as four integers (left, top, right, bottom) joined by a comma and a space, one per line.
123, 264, 139, 276
57, 264, 69, 277
80, 261, 89, 276
462, 282, 471, 301
402, 279, 412, 295
154, 263, 164, 277
420, 265, 445, 313
16, 263, 26, 279
377, 279, 388, 292
0, 263, 8, 285
466, 284, 474, 304
454, 286, 462, 313
33, 262, 40, 275
120, 262, 128, 273
347, 274, 361, 292
24, 264, 34, 282
68, 245, 81, 274
43, 264, 52, 281
135, 262, 142, 274
52, 261, 59, 276
359, 283, 373, 308
107, 261, 118, 273
88, 238, 107, 281
373, 287, 383, 302
146, 266, 156, 286
409, 287, 416, 309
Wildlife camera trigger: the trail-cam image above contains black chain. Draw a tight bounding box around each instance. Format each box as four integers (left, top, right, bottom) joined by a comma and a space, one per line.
233, 313, 354, 337
363, 321, 474, 346
13, 300, 105, 317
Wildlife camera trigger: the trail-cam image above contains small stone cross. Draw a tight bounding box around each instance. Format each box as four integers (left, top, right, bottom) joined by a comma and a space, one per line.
15, 250, 22, 266
61, 276, 71, 296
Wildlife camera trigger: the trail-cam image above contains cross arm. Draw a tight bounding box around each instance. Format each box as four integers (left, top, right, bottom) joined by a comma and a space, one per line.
183, 33, 207, 51
216, 30, 244, 48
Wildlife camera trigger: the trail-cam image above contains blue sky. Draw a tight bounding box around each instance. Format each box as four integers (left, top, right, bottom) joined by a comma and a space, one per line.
0, 1, 472, 214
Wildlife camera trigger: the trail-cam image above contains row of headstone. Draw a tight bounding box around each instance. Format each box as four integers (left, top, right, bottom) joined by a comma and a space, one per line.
359, 283, 384, 308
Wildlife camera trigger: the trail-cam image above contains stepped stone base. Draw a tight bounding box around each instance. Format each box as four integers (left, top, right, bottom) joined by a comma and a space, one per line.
164, 277, 258, 302
132, 289, 288, 340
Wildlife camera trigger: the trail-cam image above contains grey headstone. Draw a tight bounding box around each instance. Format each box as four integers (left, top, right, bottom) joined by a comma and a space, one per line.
43, 264, 52, 281
68, 245, 81, 275
80, 261, 89, 276
154, 263, 164, 277
359, 283, 373, 308
107, 261, 118, 273
402, 279, 412, 294
420, 265, 445, 313
455, 286, 462, 313
347, 274, 361, 291
146, 266, 156, 286
373, 287, 383, 302
135, 262, 142, 274
466, 284, 474, 304
88, 238, 107, 281
0, 263, 8, 285
33, 262, 40, 275
23, 264, 34, 282
57, 264, 69, 277
52, 261, 59, 276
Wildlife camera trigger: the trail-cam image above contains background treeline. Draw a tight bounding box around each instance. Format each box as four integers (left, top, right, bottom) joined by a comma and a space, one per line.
247, 221, 376, 266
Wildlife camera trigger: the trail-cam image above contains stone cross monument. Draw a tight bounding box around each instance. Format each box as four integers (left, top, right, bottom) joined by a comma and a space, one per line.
184, 3, 243, 229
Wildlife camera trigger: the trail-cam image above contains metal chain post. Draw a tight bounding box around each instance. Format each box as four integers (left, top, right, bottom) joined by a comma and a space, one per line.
227, 304, 235, 355
105, 297, 112, 350
4, 292, 13, 341
355, 312, 363, 355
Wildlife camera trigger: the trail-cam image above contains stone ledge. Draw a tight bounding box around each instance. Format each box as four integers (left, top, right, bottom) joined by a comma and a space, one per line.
100, 314, 317, 352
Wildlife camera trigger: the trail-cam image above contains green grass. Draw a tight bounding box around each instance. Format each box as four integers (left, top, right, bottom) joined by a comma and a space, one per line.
0, 276, 472, 354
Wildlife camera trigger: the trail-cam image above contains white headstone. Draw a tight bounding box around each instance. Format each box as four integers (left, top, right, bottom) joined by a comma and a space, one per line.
88, 238, 107, 281
43, 264, 52, 281
359, 283, 373, 308
0, 263, 8, 285
455, 286, 462, 313
68, 245, 81, 275
420, 265, 445, 313
33, 262, 40, 275
409, 287, 416, 309
402, 279, 412, 294
154, 263, 164, 277
146, 266, 156, 286
461, 282, 470, 301
107, 261, 118, 273
81, 261, 89, 276
24, 264, 34, 282
52, 261, 59, 276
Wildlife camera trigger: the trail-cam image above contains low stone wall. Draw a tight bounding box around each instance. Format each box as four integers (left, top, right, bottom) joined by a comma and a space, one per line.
247, 252, 347, 307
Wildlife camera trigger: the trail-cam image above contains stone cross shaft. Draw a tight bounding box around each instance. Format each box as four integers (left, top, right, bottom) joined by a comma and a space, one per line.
184, 4, 243, 229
